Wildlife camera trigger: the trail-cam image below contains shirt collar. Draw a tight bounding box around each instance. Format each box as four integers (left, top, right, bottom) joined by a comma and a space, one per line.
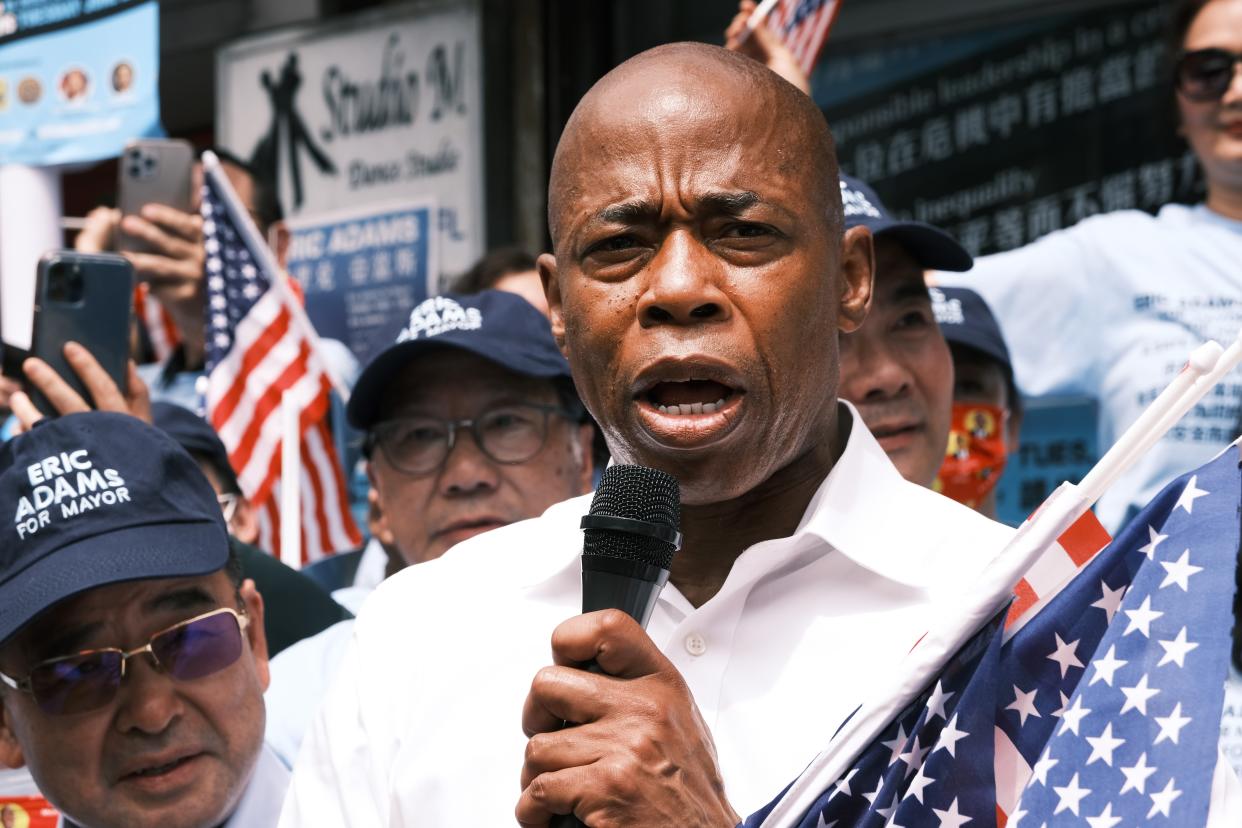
527, 401, 965, 593
794, 401, 960, 588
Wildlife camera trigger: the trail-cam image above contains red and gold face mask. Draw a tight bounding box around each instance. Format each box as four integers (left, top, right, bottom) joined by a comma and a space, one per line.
933, 403, 1008, 509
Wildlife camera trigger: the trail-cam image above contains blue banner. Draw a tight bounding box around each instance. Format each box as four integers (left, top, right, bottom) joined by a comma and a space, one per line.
285, 199, 437, 366
0, 0, 160, 166
995, 396, 1099, 526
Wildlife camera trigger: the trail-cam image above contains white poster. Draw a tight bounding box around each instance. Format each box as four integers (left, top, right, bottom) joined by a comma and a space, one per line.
216, 0, 483, 289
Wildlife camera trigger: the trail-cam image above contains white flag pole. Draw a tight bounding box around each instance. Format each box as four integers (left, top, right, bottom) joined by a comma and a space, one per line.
761, 334, 1238, 828
279, 392, 302, 570
199, 151, 350, 402
1076, 339, 1223, 503
734, 0, 780, 46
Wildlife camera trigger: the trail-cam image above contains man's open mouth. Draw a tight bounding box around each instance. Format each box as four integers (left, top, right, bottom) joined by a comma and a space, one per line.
643, 379, 738, 415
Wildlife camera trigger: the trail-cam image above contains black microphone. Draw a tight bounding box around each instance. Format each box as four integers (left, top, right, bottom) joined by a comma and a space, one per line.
551, 464, 682, 828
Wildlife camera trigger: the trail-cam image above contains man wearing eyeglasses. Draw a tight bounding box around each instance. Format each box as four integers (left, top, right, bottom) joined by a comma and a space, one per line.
262, 287, 596, 766
0, 411, 283, 828
349, 289, 595, 569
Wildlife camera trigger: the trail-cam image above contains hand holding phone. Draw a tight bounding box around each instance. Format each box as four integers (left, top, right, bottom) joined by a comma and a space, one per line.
117, 138, 194, 255
11, 344, 151, 433
18, 252, 135, 420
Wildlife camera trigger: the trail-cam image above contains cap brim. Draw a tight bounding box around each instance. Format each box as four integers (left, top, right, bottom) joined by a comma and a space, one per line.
347, 339, 570, 430
874, 222, 974, 272
0, 520, 230, 644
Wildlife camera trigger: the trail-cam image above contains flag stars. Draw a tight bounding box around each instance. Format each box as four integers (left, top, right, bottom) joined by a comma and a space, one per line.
1153, 702, 1191, 745
1088, 644, 1127, 686
1123, 596, 1164, 638
924, 680, 955, 722
829, 768, 858, 801
897, 734, 930, 778
1119, 673, 1160, 716
1156, 626, 1198, 668
905, 762, 935, 803
1046, 632, 1084, 678
933, 714, 968, 758
1052, 772, 1091, 816
1084, 722, 1125, 766
1030, 750, 1058, 786
880, 724, 908, 767
1137, 525, 1168, 560
1057, 695, 1091, 736
1158, 549, 1203, 592
873, 793, 897, 821
1089, 580, 1126, 622
1147, 777, 1182, 818
1173, 475, 1208, 514
1006, 685, 1041, 726
932, 797, 972, 828
1085, 803, 1122, 828
1120, 751, 1158, 795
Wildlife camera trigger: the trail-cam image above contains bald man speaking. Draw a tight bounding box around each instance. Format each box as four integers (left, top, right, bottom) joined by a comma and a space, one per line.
280, 44, 1012, 827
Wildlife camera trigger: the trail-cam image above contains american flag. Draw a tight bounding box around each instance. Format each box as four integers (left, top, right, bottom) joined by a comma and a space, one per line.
135, 282, 180, 364
745, 442, 1241, 827
764, 0, 843, 77
200, 153, 361, 564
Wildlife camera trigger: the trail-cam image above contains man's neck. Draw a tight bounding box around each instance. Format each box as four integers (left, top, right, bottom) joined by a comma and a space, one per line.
1206, 183, 1242, 223
668, 412, 849, 608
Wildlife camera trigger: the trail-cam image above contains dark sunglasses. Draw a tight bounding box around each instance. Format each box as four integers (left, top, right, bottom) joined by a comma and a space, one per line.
0, 607, 249, 716
1175, 48, 1242, 102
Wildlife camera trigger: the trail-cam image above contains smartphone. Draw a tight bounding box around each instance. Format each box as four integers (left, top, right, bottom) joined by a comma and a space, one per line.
117, 138, 195, 253
24, 252, 133, 414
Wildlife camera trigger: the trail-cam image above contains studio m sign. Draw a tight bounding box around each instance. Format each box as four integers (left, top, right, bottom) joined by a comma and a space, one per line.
216, 0, 483, 287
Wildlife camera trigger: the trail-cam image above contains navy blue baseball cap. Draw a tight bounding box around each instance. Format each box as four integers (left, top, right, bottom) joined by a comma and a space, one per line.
840, 174, 974, 272
151, 402, 234, 483
0, 412, 229, 643
931, 286, 1014, 379
347, 290, 573, 430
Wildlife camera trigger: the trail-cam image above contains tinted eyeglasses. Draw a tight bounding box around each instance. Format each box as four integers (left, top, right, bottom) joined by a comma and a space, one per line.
366, 402, 577, 477
0, 607, 249, 716
1176, 48, 1242, 102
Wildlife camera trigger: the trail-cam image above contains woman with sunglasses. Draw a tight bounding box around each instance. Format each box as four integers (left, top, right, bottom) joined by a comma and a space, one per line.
936, 0, 1242, 536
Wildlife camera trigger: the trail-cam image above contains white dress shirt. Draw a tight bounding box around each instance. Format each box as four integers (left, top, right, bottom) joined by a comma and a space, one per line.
279, 404, 1015, 826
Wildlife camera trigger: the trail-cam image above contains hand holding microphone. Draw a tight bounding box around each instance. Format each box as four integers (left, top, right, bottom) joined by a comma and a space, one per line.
516, 466, 740, 828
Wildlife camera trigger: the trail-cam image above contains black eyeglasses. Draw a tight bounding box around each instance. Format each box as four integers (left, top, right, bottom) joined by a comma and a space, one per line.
366, 402, 576, 477
1176, 48, 1242, 102
0, 608, 249, 716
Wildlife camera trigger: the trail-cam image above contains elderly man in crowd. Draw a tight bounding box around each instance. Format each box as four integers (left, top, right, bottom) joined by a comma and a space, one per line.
263, 288, 596, 765
280, 43, 1012, 827
0, 412, 283, 828
836, 174, 971, 489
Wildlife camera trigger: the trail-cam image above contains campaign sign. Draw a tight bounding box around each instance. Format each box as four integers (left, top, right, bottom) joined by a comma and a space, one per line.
284, 199, 437, 366
0, 1, 161, 166
217, 0, 483, 288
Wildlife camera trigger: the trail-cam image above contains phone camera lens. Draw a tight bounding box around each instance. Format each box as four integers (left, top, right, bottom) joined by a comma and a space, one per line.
47, 262, 85, 304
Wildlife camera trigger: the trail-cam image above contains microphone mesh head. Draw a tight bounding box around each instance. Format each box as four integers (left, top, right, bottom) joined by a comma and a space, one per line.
584, 465, 680, 570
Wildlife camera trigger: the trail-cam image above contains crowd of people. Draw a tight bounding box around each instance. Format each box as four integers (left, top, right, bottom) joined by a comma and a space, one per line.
0, 0, 1237, 826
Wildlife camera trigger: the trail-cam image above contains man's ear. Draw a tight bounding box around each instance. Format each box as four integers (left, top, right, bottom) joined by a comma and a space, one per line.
240, 578, 270, 691
364, 472, 398, 551
538, 253, 567, 355
270, 220, 291, 270
0, 696, 27, 770
230, 497, 260, 547
1006, 407, 1025, 456
837, 225, 874, 335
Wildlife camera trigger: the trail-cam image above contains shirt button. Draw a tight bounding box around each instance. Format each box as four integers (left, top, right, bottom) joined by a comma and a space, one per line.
684, 633, 707, 656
